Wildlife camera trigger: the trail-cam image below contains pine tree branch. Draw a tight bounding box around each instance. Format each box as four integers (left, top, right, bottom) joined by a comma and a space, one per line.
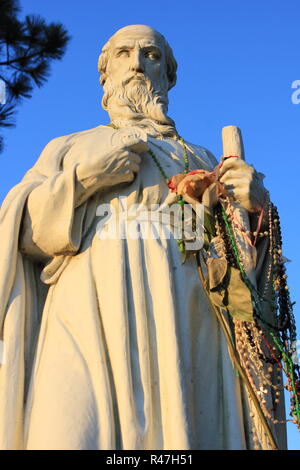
0, 49, 43, 66
0, 1, 70, 152
0, 104, 15, 127
0, 73, 9, 84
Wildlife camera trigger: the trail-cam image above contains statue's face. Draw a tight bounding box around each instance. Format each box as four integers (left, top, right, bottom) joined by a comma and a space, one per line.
106, 27, 167, 92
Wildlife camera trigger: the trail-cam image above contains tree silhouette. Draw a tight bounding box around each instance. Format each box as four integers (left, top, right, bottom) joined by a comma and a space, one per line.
0, 0, 70, 151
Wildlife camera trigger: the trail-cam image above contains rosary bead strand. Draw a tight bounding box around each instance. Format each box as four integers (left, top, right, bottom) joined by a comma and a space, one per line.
219, 201, 300, 431
147, 137, 190, 254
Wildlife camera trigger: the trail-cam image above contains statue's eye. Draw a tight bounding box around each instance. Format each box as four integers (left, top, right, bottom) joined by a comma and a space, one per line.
117, 49, 130, 57
144, 50, 160, 60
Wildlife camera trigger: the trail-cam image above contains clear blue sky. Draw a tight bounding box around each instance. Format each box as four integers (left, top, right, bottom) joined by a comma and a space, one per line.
1, 0, 299, 450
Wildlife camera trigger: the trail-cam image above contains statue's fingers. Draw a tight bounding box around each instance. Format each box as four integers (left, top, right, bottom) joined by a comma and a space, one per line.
123, 155, 140, 173
125, 161, 140, 173
219, 157, 250, 177
112, 127, 148, 151
126, 151, 142, 164
112, 126, 148, 148
122, 168, 135, 181
219, 170, 252, 184
127, 140, 149, 154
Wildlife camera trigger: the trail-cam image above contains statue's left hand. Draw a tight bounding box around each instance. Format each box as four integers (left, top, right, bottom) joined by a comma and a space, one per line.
218, 158, 267, 213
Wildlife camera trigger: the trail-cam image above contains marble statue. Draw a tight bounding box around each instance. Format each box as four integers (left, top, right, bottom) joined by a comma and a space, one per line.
0, 25, 287, 450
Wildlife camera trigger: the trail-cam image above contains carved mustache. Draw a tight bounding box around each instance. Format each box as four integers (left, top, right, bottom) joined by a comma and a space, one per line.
122, 73, 147, 86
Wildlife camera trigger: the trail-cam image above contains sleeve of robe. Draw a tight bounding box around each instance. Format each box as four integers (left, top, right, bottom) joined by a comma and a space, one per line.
18, 136, 105, 262
20, 165, 86, 261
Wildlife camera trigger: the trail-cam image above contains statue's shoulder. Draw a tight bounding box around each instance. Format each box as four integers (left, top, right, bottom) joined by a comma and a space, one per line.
32, 125, 112, 174
184, 141, 219, 170
44, 124, 112, 149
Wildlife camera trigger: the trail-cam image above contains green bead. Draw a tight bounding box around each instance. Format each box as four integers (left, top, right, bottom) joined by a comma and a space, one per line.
176, 239, 185, 253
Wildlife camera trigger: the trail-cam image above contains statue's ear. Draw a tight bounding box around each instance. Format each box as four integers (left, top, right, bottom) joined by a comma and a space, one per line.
98, 48, 109, 86
165, 42, 177, 90
166, 60, 177, 90
167, 70, 177, 90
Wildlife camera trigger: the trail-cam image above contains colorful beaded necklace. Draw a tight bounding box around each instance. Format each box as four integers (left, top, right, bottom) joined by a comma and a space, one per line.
215, 200, 300, 441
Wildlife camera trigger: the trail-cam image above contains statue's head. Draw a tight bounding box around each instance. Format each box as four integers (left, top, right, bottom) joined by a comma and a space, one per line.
98, 25, 178, 135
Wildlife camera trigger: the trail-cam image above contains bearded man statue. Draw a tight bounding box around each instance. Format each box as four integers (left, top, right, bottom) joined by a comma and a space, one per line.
0, 25, 288, 450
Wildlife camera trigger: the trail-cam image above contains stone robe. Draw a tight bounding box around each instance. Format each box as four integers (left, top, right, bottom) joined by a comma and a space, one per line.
0, 125, 286, 450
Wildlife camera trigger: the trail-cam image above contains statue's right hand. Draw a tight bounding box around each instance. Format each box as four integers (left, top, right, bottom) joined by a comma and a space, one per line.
75, 131, 149, 190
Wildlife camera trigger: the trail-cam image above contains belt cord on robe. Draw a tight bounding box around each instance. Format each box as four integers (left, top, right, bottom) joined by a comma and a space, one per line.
195, 251, 279, 451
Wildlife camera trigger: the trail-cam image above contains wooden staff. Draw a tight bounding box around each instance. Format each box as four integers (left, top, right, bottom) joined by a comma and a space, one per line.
221, 125, 257, 286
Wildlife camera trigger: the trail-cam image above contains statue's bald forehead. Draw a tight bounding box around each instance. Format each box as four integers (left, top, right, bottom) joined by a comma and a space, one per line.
108, 24, 164, 48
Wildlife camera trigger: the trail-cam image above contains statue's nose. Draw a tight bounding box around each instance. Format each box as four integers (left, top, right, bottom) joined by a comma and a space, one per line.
130, 50, 144, 73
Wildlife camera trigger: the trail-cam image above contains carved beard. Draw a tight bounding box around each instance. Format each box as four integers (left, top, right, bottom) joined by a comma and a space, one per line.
102, 75, 177, 137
